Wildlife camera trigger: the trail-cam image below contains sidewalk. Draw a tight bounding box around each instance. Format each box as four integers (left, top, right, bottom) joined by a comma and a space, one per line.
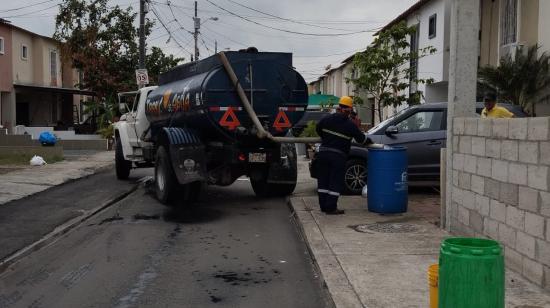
0, 151, 143, 270
291, 156, 550, 308
0, 151, 114, 205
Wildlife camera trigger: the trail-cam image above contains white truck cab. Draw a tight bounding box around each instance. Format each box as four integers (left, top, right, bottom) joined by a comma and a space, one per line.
114, 86, 157, 179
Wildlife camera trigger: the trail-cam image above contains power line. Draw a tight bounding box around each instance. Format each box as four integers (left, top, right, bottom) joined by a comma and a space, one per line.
199, 34, 212, 55
204, 0, 378, 37
0, 0, 58, 13
151, 3, 193, 44
294, 49, 362, 58
151, 1, 385, 25
209, 18, 357, 41
222, 0, 363, 32
166, 1, 193, 35
149, 4, 193, 55
200, 22, 249, 47
0, 3, 59, 18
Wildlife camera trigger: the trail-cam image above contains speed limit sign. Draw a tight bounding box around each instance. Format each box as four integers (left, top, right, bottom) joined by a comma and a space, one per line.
135, 69, 149, 85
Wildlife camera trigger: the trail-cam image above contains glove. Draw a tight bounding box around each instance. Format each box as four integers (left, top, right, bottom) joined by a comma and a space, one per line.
365, 137, 374, 145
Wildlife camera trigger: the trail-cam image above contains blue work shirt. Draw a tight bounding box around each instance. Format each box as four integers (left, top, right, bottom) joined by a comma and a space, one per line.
316, 112, 368, 154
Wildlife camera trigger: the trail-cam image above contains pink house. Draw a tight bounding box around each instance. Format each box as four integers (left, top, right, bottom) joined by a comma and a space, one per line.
0, 19, 14, 130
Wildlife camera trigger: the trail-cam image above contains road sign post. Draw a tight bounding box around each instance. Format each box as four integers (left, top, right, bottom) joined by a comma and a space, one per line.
136, 69, 149, 87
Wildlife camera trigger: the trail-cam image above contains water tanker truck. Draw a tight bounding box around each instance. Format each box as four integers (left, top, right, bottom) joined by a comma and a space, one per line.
114, 50, 315, 204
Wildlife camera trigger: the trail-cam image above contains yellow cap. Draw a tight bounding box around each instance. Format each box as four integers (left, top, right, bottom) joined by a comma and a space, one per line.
339, 96, 353, 108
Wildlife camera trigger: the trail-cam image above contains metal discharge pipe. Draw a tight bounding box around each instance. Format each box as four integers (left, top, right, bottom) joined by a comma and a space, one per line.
218, 52, 321, 144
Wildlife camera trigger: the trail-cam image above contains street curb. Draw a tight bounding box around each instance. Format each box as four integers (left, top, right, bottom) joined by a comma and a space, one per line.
0, 183, 138, 274
287, 197, 337, 308
287, 196, 364, 308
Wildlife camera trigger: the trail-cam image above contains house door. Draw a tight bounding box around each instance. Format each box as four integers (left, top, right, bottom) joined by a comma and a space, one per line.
16, 102, 30, 126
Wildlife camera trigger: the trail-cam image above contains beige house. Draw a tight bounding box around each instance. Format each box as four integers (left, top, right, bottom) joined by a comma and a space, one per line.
0, 20, 92, 133
306, 56, 376, 127
480, 0, 550, 115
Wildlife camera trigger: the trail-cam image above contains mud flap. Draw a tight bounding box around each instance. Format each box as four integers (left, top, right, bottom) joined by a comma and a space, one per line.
170, 144, 207, 185
162, 127, 207, 185
267, 143, 297, 184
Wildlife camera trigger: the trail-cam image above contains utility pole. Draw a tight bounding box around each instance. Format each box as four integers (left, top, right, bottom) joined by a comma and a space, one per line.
193, 1, 200, 61
215, 40, 217, 54
139, 0, 147, 69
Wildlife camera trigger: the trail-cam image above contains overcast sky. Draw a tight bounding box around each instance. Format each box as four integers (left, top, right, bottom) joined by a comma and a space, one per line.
2, 0, 417, 82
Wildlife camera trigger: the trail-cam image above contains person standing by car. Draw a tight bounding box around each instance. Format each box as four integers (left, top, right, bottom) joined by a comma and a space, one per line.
481, 92, 514, 118
315, 96, 371, 215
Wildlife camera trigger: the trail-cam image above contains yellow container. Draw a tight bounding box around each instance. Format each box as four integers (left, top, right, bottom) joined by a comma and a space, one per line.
428, 264, 439, 308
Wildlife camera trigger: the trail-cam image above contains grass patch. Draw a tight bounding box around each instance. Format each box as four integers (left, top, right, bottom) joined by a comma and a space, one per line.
0, 154, 64, 165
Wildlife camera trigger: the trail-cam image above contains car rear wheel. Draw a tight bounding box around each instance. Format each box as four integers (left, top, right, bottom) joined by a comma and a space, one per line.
343, 159, 367, 195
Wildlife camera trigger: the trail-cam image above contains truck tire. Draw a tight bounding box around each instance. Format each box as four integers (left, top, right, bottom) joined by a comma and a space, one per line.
115, 138, 131, 180
181, 181, 202, 204
251, 179, 296, 197
251, 177, 270, 197
251, 143, 298, 197
155, 145, 178, 204
272, 182, 296, 196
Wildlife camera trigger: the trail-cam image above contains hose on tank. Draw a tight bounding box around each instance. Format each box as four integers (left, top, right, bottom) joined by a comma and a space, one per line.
218, 51, 321, 144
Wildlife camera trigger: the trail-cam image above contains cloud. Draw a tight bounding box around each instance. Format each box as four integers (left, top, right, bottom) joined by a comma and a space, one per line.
4, 0, 417, 81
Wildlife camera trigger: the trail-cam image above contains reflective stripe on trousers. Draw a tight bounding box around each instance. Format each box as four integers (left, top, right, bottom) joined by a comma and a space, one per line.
317, 189, 340, 196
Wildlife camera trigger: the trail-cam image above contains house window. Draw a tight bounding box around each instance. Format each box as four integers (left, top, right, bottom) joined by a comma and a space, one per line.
428, 14, 437, 39
50, 50, 58, 86
21, 44, 28, 60
409, 24, 420, 94
500, 0, 517, 46
0, 37, 4, 55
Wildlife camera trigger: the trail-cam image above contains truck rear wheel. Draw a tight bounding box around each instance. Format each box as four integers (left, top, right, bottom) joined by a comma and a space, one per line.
251, 179, 296, 197
155, 145, 178, 204
251, 177, 270, 197
115, 138, 131, 180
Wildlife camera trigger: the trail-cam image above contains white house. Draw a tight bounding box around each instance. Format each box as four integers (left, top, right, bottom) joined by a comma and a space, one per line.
379, 0, 452, 120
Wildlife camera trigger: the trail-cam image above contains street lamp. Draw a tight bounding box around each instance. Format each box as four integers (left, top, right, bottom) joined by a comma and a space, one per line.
202, 17, 219, 25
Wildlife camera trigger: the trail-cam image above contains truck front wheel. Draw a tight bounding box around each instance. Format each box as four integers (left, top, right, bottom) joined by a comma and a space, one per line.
155, 145, 178, 204
115, 137, 131, 180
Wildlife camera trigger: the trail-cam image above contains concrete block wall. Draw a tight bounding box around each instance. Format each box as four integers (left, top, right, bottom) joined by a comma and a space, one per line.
450, 117, 550, 289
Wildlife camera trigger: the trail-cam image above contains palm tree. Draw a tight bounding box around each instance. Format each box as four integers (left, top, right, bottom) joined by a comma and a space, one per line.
478, 45, 550, 116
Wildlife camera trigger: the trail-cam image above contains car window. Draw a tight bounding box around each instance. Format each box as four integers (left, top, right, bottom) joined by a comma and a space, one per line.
395, 111, 444, 133
367, 108, 409, 134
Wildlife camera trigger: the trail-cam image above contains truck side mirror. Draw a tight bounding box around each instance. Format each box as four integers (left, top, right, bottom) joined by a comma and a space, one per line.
385, 125, 398, 136
119, 103, 128, 113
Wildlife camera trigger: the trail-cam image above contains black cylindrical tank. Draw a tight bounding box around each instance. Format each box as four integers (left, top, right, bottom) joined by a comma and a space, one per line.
145, 51, 308, 143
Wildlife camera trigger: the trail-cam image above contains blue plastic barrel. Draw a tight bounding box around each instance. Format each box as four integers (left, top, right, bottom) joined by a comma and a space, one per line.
367, 146, 408, 213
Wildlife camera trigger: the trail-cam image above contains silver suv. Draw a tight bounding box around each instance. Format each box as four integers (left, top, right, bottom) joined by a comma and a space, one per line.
310, 102, 527, 195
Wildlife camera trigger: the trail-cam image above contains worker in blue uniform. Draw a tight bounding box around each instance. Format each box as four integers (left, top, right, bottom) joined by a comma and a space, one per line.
315, 96, 371, 215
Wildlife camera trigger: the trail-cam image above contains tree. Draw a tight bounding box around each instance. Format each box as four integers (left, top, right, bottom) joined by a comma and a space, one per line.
54, 0, 183, 128
350, 21, 436, 122
478, 45, 550, 116
146, 46, 182, 84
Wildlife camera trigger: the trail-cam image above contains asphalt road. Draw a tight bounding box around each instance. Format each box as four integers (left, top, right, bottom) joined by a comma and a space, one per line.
0, 172, 330, 308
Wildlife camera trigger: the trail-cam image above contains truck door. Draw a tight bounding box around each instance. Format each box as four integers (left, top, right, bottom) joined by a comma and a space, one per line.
124, 92, 140, 147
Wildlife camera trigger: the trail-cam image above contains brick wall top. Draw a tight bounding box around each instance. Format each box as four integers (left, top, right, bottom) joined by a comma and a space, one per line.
453, 117, 550, 141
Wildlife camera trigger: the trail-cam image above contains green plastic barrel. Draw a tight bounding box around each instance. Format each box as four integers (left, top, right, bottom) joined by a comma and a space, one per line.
438, 237, 504, 308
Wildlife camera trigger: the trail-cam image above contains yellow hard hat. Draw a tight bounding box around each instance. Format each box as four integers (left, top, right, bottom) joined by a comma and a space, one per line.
339, 96, 353, 108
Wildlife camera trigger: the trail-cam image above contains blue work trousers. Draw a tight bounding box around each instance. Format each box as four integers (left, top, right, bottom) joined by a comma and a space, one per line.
316, 151, 346, 212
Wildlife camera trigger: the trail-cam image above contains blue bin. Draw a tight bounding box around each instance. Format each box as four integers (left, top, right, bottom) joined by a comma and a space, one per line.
367, 146, 408, 213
